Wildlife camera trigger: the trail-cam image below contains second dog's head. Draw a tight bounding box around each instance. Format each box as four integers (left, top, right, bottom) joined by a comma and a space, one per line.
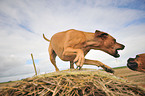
127, 53, 145, 72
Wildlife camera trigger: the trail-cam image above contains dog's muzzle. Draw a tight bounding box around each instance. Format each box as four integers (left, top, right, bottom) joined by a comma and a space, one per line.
127, 58, 138, 71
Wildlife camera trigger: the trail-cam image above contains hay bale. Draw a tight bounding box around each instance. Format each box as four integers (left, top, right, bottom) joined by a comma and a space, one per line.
0, 69, 145, 96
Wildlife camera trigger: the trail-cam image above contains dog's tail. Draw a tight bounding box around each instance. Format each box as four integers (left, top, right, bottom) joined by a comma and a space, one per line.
43, 34, 50, 42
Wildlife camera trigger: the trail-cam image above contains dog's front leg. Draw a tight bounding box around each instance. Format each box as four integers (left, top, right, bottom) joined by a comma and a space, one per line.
62, 47, 84, 68
84, 59, 114, 73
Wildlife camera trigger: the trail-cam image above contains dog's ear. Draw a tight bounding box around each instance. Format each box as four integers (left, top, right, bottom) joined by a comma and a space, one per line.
95, 30, 108, 39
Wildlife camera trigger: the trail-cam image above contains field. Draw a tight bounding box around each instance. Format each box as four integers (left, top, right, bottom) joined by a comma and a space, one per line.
114, 67, 145, 88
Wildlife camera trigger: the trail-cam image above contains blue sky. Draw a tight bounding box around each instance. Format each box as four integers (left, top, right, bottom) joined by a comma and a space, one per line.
0, 0, 145, 82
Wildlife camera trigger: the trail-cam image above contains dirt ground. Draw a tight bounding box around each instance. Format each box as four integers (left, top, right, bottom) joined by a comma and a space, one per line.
0, 67, 145, 91
114, 67, 145, 88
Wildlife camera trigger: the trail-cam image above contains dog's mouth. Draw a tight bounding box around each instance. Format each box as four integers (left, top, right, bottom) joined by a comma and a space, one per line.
127, 58, 138, 71
108, 49, 120, 58
113, 45, 125, 58
113, 49, 122, 58
114, 50, 120, 58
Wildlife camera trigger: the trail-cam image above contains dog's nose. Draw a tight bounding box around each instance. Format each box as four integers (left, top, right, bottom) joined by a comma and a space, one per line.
122, 45, 125, 50
119, 44, 125, 50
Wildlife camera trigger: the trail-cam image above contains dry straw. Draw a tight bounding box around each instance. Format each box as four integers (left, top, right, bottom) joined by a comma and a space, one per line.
0, 69, 145, 96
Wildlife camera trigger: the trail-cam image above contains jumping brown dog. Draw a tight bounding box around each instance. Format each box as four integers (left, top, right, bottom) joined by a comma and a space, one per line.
43, 29, 125, 73
127, 53, 145, 72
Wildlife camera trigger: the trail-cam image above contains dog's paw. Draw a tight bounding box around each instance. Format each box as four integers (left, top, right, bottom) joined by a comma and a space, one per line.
104, 68, 114, 73
76, 66, 82, 70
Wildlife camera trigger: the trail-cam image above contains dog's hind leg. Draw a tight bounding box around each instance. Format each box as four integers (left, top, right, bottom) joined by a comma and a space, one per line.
84, 59, 114, 73
49, 44, 59, 71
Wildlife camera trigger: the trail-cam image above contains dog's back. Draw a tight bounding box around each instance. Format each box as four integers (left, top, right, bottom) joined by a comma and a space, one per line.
50, 29, 86, 59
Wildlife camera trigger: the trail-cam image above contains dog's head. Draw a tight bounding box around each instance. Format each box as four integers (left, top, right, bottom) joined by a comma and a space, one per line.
127, 54, 145, 72
94, 30, 125, 58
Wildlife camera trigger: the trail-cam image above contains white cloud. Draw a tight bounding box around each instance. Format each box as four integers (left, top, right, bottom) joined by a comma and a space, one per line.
0, 0, 145, 82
